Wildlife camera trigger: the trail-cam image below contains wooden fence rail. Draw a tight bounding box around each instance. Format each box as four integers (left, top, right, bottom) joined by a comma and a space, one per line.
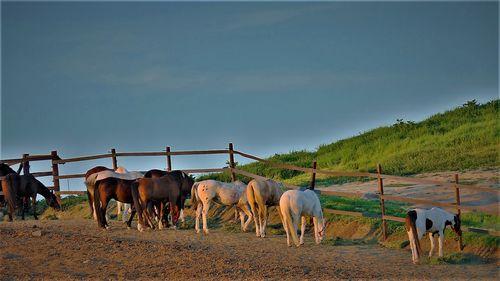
1, 145, 498, 239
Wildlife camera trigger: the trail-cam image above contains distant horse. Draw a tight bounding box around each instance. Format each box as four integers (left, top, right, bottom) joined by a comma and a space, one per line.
247, 179, 283, 238
405, 207, 462, 264
144, 169, 194, 223
131, 174, 183, 232
85, 166, 113, 220
191, 180, 252, 234
279, 189, 326, 247
91, 169, 143, 229
2, 174, 60, 221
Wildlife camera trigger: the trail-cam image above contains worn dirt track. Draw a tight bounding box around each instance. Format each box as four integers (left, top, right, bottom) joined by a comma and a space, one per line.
0, 219, 498, 280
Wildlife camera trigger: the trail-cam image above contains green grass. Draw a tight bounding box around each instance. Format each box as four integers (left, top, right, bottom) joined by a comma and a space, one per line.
198, 99, 499, 184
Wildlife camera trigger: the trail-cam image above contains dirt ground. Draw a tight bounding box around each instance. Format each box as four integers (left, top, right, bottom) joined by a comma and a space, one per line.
0, 219, 498, 281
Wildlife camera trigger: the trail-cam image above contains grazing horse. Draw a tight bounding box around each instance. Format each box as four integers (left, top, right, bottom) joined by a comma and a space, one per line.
91, 169, 143, 229
191, 180, 252, 234
85, 166, 113, 220
131, 174, 183, 232
279, 189, 326, 247
247, 179, 283, 238
144, 169, 194, 223
405, 207, 462, 264
2, 174, 60, 221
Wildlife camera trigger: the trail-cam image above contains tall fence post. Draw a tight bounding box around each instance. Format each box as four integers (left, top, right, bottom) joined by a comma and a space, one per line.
228, 143, 236, 182
310, 160, 317, 190
51, 151, 61, 204
111, 148, 118, 170
22, 153, 30, 175
455, 174, 463, 251
377, 163, 387, 240
166, 146, 172, 171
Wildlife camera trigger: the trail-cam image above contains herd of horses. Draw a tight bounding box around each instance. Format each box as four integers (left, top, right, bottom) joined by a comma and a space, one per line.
0, 163, 463, 263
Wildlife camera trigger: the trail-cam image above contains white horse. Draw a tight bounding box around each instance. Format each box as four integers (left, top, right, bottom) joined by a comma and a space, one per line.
279, 189, 326, 247
191, 180, 252, 234
405, 207, 462, 264
246, 179, 283, 238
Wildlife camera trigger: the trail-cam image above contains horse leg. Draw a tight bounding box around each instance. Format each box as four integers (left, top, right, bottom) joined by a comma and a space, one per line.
101, 199, 110, 229
179, 208, 185, 223
428, 233, 435, 257
252, 204, 261, 237
195, 204, 202, 233
202, 201, 211, 234
238, 209, 245, 231
438, 232, 444, 257
313, 216, 321, 244
21, 197, 27, 220
407, 230, 417, 264
260, 205, 268, 238
122, 203, 130, 224
300, 216, 306, 245
291, 214, 301, 247
242, 205, 253, 232
282, 210, 291, 247
127, 210, 136, 229
32, 196, 38, 220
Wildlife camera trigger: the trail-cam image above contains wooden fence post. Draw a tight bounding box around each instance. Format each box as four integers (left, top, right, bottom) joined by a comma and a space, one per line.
228, 143, 236, 182
310, 160, 317, 190
22, 153, 30, 175
111, 148, 118, 170
166, 146, 172, 171
377, 163, 387, 240
455, 174, 463, 251
51, 151, 61, 204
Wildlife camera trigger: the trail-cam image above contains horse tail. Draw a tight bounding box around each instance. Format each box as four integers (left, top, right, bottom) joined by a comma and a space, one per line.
246, 180, 258, 218
131, 180, 144, 230
93, 180, 104, 228
3, 174, 19, 221
85, 179, 95, 219
190, 182, 200, 210
405, 210, 422, 259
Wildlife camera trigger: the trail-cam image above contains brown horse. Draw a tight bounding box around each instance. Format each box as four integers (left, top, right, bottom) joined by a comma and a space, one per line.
144, 169, 194, 224
0, 163, 22, 205
85, 166, 113, 220
92, 170, 143, 229
2, 173, 60, 221
131, 174, 183, 232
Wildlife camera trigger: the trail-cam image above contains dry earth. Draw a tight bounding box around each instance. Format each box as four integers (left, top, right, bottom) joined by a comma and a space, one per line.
0, 219, 498, 281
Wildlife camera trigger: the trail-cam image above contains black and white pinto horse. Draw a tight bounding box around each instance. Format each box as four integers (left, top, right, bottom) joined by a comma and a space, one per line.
405, 207, 462, 264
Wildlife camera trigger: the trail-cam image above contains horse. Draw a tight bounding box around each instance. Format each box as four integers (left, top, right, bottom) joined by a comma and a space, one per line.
405, 207, 462, 264
144, 169, 194, 223
0, 163, 22, 205
247, 179, 283, 238
131, 174, 183, 232
91, 169, 143, 229
191, 180, 252, 234
85, 166, 113, 220
279, 189, 326, 247
2, 173, 60, 221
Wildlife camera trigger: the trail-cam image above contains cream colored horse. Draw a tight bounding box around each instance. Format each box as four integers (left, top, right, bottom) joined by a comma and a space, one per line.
191, 180, 252, 234
246, 179, 283, 238
279, 189, 326, 247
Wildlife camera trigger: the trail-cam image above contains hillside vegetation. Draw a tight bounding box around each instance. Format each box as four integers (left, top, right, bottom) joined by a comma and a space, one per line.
199, 99, 499, 185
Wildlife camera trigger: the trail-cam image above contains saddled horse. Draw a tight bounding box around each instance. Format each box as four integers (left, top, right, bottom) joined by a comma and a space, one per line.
279, 189, 326, 247
2, 173, 60, 221
144, 169, 194, 223
191, 180, 252, 234
85, 166, 113, 220
91, 169, 143, 229
131, 174, 183, 232
405, 207, 462, 264
247, 179, 283, 238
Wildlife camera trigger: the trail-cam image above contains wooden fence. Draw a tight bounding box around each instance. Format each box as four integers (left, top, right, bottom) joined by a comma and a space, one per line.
1, 143, 499, 243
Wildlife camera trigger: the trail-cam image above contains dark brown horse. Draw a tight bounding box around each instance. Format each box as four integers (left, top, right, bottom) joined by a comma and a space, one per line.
131, 174, 183, 231
144, 169, 194, 223
2, 174, 60, 221
93, 176, 138, 229
0, 163, 21, 205
85, 166, 113, 220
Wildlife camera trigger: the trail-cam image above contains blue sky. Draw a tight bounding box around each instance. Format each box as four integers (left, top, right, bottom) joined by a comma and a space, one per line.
1, 1, 498, 189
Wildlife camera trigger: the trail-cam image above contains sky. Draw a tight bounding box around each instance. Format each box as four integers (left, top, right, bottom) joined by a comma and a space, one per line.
1, 1, 498, 189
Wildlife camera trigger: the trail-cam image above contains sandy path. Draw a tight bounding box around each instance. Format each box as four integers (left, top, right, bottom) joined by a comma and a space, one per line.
0, 219, 497, 280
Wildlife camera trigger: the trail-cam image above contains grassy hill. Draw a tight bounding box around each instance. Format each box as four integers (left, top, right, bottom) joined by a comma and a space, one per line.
199, 99, 499, 185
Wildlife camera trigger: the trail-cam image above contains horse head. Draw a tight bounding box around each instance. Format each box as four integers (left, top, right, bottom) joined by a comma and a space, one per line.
317, 218, 327, 242
451, 214, 462, 237
48, 193, 61, 210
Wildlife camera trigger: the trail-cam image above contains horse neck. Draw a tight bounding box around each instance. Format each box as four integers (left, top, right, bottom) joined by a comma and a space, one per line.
34, 179, 52, 199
